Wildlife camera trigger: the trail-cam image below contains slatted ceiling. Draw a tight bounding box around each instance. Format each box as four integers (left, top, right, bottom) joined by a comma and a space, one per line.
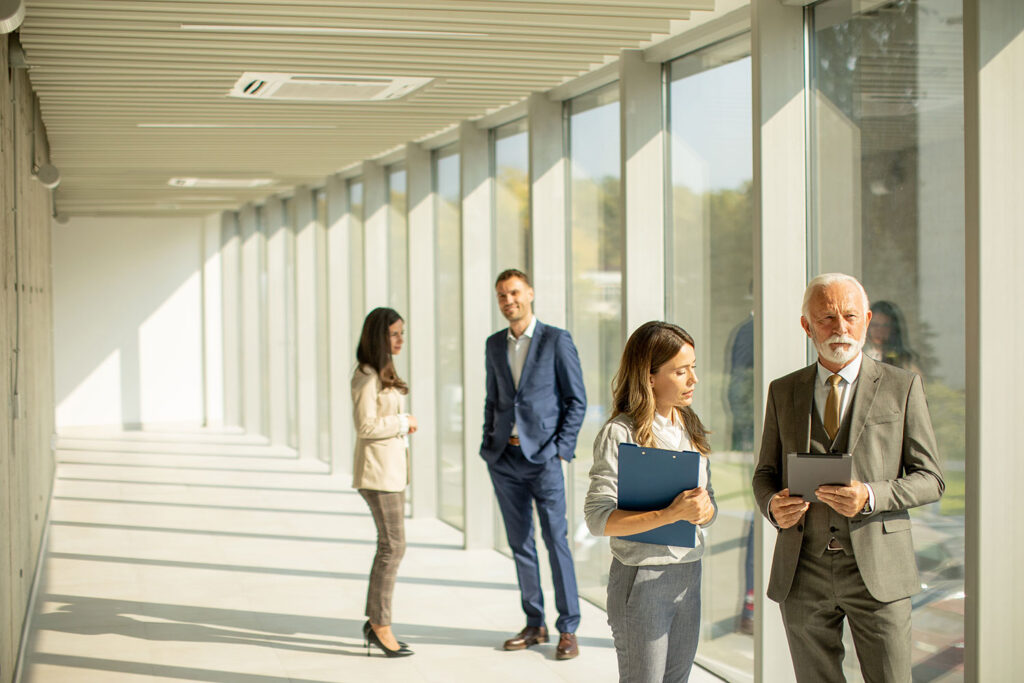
20, 0, 715, 216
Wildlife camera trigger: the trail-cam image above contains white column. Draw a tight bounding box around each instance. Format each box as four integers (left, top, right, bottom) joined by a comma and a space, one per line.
407, 142, 439, 519
220, 210, 243, 429
964, 3, 1024, 680
620, 49, 667, 335
293, 187, 320, 460
201, 212, 224, 427
528, 92, 568, 327
363, 160, 389, 311
264, 196, 293, 447
752, 0, 806, 680
327, 175, 354, 475
460, 120, 495, 549
238, 203, 265, 436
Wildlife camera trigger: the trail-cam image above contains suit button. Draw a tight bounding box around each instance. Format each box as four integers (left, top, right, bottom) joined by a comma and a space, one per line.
796, 524, 803, 532
830, 526, 838, 533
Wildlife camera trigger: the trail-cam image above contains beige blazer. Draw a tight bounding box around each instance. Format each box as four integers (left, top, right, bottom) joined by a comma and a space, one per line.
351, 365, 409, 492
753, 355, 944, 603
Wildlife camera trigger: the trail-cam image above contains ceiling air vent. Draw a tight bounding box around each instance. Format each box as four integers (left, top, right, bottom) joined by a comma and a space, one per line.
228, 73, 433, 102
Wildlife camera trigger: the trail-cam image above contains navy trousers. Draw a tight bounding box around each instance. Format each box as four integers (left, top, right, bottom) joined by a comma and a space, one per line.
487, 444, 581, 634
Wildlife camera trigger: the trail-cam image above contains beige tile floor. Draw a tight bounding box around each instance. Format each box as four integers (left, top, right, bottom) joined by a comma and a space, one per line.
18, 429, 724, 683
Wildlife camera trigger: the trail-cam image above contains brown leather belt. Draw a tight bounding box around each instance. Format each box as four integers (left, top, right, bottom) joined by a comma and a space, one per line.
508, 436, 521, 446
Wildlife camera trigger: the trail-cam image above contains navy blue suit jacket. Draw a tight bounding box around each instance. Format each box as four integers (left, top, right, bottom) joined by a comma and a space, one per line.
480, 321, 587, 465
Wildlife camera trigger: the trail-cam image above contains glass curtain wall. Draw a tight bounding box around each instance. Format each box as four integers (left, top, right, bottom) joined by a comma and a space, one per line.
667, 36, 755, 678
490, 117, 530, 555
347, 180, 366, 350
567, 83, 623, 606
810, 1, 965, 681
434, 144, 464, 531
492, 118, 531, 282
387, 165, 410, 383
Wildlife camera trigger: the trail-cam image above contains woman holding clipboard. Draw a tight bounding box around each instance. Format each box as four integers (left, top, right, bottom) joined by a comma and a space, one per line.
584, 321, 717, 683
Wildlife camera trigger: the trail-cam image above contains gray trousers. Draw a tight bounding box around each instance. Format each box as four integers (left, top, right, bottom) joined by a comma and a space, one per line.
359, 489, 406, 626
606, 558, 702, 683
780, 548, 912, 683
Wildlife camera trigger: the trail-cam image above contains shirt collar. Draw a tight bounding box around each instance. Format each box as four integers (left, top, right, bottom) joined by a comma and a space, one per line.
652, 410, 677, 429
507, 315, 537, 342
816, 351, 863, 386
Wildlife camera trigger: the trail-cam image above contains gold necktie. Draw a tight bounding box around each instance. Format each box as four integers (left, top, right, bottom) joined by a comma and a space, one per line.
825, 374, 842, 440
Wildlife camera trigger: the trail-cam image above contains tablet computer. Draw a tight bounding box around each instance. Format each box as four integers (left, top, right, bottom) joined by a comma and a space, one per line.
786, 452, 852, 503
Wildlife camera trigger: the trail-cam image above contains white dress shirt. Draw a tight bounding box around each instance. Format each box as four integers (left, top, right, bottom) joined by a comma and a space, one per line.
813, 352, 874, 512
507, 315, 537, 437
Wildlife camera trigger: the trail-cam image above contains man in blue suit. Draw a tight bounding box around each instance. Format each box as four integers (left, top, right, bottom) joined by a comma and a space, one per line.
481, 269, 587, 660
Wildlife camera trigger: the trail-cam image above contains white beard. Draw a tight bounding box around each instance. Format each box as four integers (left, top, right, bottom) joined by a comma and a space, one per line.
813, 333, 863, 366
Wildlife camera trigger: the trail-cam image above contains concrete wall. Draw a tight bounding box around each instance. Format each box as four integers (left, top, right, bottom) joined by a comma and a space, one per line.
1, 39, 57, 683
53, 215, 206, 429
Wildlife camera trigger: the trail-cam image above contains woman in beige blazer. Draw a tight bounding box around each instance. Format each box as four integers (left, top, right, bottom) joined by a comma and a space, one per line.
352, 307, 417, 658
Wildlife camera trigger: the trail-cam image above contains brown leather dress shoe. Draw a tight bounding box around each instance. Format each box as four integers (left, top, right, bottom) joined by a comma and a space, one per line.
555, 632, 579, 660
503, 625, 548, 650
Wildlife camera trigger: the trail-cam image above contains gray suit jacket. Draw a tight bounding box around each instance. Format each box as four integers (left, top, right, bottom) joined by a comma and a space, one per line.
752, 355, 944, 603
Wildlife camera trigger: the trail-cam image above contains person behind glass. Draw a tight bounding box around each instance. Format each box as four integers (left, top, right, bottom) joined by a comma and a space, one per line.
864, 300, 922, 376
352, 307, 417, 658
584, 322, 717, 683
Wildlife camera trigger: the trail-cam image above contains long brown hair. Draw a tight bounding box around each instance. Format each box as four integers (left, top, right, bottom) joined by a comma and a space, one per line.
356, 307, 408, 394
610, 321, 711, 454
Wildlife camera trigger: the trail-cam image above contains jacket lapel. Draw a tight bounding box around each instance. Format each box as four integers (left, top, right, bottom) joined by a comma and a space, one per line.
792, 364, 817, 453
515, 321, 545, 395
846, 354, 881, 459
493, 332, 515, 391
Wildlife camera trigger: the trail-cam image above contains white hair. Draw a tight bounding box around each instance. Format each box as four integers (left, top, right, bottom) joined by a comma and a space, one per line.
801, 273, 870, 318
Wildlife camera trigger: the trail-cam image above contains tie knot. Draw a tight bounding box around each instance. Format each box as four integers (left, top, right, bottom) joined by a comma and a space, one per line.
827, 374, 842, 388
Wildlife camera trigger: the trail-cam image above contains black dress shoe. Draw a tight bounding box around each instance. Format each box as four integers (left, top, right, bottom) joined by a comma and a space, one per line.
363, 621, 413, 657
503, 625, 548, 650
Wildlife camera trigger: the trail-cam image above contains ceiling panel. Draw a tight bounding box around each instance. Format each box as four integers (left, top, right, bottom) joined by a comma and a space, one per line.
20, 0, 714, 216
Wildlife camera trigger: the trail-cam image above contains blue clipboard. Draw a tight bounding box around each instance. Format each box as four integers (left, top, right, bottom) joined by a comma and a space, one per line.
617, 443, 700, 548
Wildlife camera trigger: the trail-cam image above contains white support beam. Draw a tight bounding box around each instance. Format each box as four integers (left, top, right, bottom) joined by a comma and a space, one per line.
327, 175, 354, 475
751, 0, 806, 681
528, 91, 568, 328
238, 203, 265, 436
264, 195, 294, 448
406, 142, 439, 519
293, 187, 321, 461
201, 212, 224, 427
964, 2, 1024, 680
363, 160, 389, 312
620, 49, 667, 336
460, 120, 495, 550
220, 210, 243, 429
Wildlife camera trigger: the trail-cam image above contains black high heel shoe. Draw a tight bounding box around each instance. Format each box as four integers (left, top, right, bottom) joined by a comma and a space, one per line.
362, 620, 413, 658
362, 620, 408, 648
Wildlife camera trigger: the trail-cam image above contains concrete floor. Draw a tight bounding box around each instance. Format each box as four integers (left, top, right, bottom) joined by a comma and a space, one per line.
18, 429, 724, 683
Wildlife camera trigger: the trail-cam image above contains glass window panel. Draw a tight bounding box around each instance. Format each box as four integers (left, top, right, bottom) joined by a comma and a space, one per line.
811, 2, 965, 680
281, 197, 298, 449
668, 37, 754, 678
490, 117, 531, 554
388, 165, 410, 384
434, 145, 464, 531
347, 180, 365, 349
314, 189, 331, 465
568, 83, 622, 607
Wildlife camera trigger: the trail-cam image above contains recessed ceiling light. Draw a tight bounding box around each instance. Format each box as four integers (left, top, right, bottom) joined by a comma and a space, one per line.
169, 177, 276, 189
180, 24, 488, 38
139, 123, 336, 129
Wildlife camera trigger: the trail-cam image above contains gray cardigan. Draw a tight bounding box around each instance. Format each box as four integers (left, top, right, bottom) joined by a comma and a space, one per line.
584, 413, 717, 566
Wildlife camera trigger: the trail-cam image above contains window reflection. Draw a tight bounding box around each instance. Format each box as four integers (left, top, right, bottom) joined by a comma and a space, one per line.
568, 83, 622, 607
811, 1, 965, 680
669, 37, 755, 678
434, 145, 464, 531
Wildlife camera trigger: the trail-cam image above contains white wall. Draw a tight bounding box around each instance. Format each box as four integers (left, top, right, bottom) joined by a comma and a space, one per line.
53, 215, 208, 429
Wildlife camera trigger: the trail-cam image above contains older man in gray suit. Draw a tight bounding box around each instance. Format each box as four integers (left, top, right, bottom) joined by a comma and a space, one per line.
753, 273, 944, 683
